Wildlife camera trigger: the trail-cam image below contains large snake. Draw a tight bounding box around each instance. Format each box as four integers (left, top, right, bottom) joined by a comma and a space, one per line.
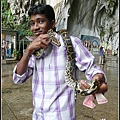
58, 29, 99, 96
26, 29, 99, 96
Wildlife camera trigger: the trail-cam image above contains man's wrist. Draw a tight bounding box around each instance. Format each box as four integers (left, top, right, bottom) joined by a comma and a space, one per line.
23, 52, 31, 59
25, 46, 33, 56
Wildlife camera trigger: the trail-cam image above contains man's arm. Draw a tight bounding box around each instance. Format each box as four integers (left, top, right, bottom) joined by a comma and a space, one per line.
16, 50, 31, 75
16, 34, 50, 75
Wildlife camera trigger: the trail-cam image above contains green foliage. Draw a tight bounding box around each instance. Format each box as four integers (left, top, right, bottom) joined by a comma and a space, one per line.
13, 49, 21, 57
13, 49, 22, 60
99, 25, 105, 38
2, 0, 33, 37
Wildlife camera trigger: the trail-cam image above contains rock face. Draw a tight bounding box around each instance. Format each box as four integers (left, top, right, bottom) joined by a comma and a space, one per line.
7, 0, 119, 52
54, 0, 119, 52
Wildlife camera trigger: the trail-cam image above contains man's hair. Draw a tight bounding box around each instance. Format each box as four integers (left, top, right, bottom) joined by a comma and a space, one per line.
28, 4, 55, 22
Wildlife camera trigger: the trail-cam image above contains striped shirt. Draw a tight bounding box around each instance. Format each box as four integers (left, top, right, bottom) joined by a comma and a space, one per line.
13, 33, 107, 120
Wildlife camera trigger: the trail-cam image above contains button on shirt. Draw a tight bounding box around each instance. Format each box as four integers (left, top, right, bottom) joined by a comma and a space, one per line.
13, 33, 107, 120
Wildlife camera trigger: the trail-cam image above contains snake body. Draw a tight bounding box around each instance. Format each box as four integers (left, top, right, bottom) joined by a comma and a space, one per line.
57, 29, 99, 96
32, 29, 61, 58
27, 29, 99, 96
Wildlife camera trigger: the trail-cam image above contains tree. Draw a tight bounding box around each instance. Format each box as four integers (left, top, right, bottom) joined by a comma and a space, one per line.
2, 0, 33, 37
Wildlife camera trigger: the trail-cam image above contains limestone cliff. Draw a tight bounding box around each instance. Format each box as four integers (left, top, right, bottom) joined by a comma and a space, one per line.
54, 0, 119, 51
6, 0, 119, 51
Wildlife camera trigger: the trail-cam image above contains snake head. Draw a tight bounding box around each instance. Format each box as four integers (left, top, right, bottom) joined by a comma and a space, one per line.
90, 79, 100, 90
80, 80, 100, 96
47, 29, 61, 47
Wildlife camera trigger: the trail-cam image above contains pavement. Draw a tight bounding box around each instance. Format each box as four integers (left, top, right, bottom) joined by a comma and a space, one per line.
2, 55, 119, 120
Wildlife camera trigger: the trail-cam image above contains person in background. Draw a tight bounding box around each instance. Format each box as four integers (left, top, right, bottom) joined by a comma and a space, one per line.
103, 46, 106, 63
2, 40, 6, 60
13, 4, 108, 120
99, 46, 105, 65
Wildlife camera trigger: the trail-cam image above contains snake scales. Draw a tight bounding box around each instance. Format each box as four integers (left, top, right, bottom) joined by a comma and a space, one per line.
27, 29, 99, 96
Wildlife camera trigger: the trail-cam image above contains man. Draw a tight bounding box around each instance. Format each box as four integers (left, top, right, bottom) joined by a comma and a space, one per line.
99, 46, 105, 64
13, 4, 108, 120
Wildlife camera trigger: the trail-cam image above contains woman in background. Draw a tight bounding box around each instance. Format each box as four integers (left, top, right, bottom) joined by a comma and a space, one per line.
99, 46, 105, 65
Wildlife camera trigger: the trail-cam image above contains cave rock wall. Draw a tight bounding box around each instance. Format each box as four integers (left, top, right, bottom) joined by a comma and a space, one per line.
7, 0, 119, 51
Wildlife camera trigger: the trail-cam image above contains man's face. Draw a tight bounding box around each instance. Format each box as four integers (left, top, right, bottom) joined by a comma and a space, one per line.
30, 14, 55, 37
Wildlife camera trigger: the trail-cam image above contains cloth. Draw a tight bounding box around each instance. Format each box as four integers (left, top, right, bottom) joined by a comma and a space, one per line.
83, 95, 95, 108
13, 33, 107, 120
99, 49, 104, 56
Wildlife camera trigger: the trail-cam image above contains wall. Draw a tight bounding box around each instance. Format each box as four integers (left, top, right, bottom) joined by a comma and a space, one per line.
5, 0, 119, 53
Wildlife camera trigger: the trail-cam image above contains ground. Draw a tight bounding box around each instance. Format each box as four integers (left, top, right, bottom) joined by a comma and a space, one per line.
2, 55, 118, 120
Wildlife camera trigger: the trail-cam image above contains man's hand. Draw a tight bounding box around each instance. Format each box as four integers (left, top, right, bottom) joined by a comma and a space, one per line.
92, 73, 108, 94
26, 34, 50, 56
79, 80, 90, 90
78, 73, 108, 95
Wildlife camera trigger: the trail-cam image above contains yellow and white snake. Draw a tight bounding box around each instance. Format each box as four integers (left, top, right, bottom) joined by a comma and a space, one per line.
27, 29, 99, 97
